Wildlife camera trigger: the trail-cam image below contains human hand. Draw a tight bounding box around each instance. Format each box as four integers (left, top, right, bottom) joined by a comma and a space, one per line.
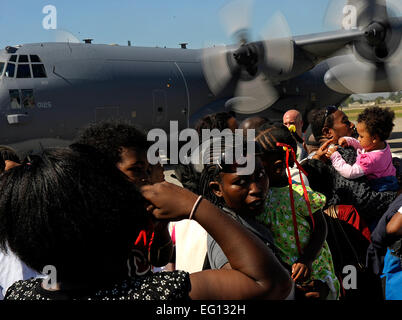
312, 139, 336, 162
141, 181, 198, 221
150, 163, 165, 184
338, 137, 348, 148
326, 143, 338, 158
291, 261, 312, 282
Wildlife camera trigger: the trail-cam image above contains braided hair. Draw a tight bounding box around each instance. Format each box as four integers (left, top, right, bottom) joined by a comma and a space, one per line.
199, 162, 224, 207
255, 123, 298, 165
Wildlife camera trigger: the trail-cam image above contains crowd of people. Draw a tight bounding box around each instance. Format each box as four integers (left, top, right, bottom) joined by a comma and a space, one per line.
0, 105, 401, 301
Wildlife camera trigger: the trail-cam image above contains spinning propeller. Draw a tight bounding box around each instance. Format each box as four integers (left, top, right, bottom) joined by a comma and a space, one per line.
324, 0, 402, 93
202, 0, 295, 114
48, 29, 81, 44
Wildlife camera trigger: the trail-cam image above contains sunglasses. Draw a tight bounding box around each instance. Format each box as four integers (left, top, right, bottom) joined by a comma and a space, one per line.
321, 106, 338, 130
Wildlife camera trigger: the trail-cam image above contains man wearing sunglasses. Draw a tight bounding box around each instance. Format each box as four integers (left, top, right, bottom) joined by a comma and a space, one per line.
310, 106, 356, 152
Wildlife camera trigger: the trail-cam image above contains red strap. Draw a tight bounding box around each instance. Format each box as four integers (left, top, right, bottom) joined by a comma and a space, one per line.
135, 230, 147, 247
276, 143, 316, 255
135, 229, 155, 252
284, 148, 302, 255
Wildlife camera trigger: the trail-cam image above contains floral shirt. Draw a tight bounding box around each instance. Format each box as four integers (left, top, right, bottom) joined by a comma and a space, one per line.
4, 271, 191, 301
256, 183, 340, 299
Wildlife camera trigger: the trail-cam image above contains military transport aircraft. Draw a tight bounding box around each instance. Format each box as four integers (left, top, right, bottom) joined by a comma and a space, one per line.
1, 0, 402, 154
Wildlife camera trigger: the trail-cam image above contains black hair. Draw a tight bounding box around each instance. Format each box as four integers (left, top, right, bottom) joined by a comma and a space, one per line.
357, 106, 395, 141
194, 111, 237, 138
0, 146, 20, 173
239, 116, 271, 130
0, 146, 149, 286
76, 121, 151, 165
255, 123, 298, 164
308, 107, 336, 141
304, 125, 320, 147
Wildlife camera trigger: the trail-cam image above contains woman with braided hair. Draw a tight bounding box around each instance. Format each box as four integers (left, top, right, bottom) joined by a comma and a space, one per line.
198, 134, 295, 298
255, 123, 340, 300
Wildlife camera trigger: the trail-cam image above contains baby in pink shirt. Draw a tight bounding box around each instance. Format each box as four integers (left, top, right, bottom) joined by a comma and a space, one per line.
328, 107, 398, 192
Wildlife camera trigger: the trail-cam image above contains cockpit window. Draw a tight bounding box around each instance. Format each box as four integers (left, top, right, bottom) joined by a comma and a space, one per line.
30, 55, 41, 63
16, 64, 31, 78
5, 63, 15, 77
32, 64, 47, 78
3, 55, 47, 79
18, 55, 29, 63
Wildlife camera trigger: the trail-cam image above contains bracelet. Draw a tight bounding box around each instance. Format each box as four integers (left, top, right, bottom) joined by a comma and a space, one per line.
189, 195, 203, 220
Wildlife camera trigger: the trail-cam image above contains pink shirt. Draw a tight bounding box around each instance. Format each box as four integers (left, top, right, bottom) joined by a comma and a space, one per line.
330, 137, 396, 180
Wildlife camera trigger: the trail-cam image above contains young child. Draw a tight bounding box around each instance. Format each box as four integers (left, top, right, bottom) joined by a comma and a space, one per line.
255, 123, 340, 300
328, 106, 398, 192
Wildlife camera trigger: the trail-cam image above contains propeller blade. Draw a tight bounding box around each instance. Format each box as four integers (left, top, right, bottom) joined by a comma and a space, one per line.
325, 54, 377, 93
385, 30, 402, 91
219, 0, 254, 43
202, 45, 239, 96
228, 74, 279, 114
260, 11, 294, 77
385, 62, 402, 91
50, 29, 80, 43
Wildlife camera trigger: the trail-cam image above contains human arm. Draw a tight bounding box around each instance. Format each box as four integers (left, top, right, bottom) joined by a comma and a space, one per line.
386, 209, 402, 237
338, 137, 362, 151
292, 210, 327, 282
329, 151, 365, 179
141, 182, 293, 300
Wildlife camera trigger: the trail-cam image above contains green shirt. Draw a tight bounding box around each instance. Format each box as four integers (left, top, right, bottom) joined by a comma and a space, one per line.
257, 183, 340, 299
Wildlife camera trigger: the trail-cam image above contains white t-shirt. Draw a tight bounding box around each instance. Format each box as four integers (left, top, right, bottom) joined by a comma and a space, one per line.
0, 248, 41, 299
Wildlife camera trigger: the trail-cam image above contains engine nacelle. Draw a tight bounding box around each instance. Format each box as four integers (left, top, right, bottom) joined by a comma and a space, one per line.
324, 57, 397, 94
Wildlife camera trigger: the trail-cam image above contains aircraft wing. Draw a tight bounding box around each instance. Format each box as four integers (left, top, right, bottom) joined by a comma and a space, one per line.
293, 29, 365, 61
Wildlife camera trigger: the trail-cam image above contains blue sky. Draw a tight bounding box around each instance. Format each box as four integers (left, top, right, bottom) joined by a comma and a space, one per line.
0, 0, 337, 49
